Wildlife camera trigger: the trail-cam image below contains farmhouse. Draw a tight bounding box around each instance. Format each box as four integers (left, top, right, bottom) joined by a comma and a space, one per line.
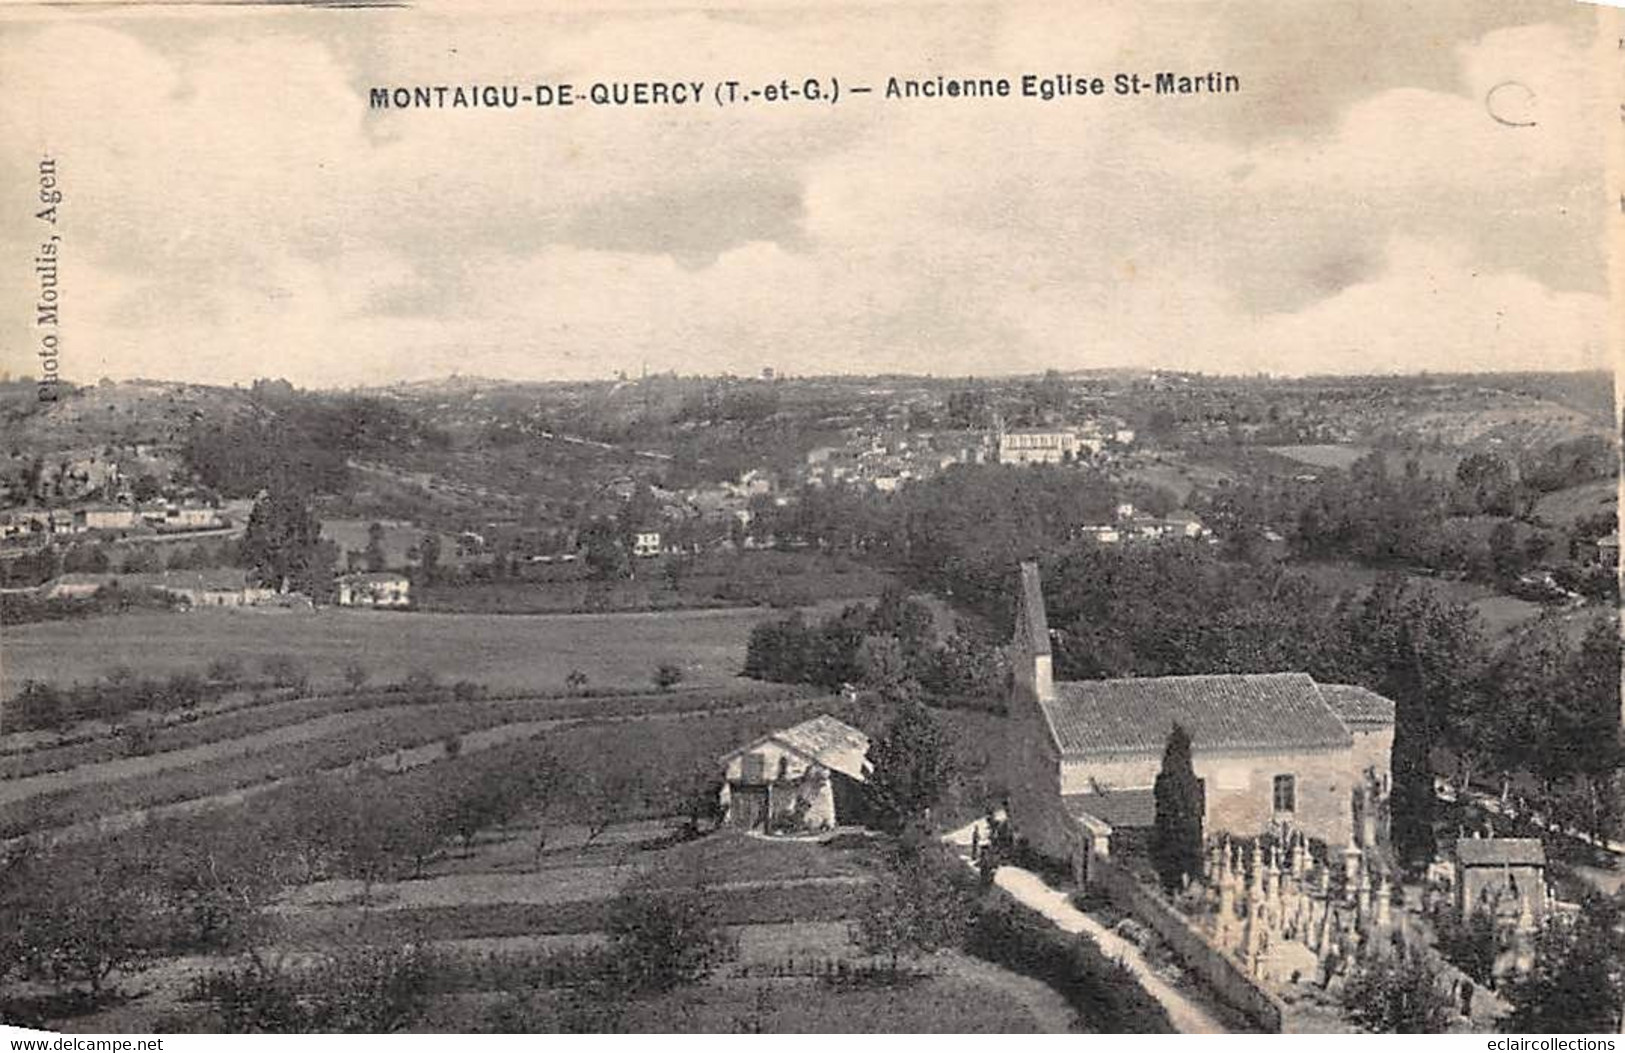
335, 571, 412, 608
1005, 563, 1394, 882
632, 530, 662, 558
719, 714, 870, 834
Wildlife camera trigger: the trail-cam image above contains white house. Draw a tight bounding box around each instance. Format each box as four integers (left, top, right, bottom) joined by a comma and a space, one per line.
632, 530, 662, 557
335, 571, 412, 608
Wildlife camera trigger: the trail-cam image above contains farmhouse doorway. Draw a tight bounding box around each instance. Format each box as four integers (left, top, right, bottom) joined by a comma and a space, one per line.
730, 785, 768, 830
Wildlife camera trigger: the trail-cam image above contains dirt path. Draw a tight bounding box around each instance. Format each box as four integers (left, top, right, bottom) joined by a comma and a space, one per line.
941, 818, 1225, 1035
992, 866, 1226, 1034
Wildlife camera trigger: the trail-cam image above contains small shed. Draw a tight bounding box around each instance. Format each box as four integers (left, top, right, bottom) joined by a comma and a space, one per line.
718, 714, 870, 834
1456, 837, 1547, 925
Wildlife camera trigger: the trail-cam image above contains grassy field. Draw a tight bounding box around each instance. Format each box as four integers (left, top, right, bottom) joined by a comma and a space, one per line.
420, 550, 894, 615
1294, 560, 1547, 638
1265, 444, 1374, 470
2, 605, 778, 698
1532, 480, 1616, 528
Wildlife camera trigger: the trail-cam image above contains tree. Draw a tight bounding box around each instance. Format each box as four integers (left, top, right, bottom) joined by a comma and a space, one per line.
1342, 937, 1454, 1033
363, 522, 387, 573
654, 662, 684, 691
11, 840, 162, 996
1456, 453, 1517, 517
1488, 521, 1521, 583
606, 890, 736, 994
242, 487, 325, 595
865, 699, 954, 832
1503, 893, 1625, 1033
416, 533, 441, 585
14, 679, 66, 733
582, 520, 630, 582
1385, 623, 1439, 870
678, 770, 725, 837
342, 661, 370, 693
565, 669, 589, 694
1151, 723, 1204, 895
850, 843, 970, 968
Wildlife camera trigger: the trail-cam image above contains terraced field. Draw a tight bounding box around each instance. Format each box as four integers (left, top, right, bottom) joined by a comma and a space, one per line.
0, 683, 822, 844
64, 823, 1064, 1034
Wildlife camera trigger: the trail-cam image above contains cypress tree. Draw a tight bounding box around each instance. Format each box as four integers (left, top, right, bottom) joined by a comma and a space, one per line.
1152, 723, 1204, 895
1386, 623, 1437, 870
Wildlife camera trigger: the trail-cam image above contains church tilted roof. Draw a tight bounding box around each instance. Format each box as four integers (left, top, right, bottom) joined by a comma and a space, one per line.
1320, 684, 1398, 728
1064, 788, 1158, 829
1039, 672, 1353, 756
1016, 561, 1051, 657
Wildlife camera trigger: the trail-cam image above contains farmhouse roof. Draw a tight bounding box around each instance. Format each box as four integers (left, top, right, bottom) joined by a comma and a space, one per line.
338, 571, 411, 584
48, 569, 252, 592
1456, 838, 1545, 868
722, 714, 871, 783
1320, 684, 1398, 728
1040, 673, 1353, 756
1065, 788, 1157, 830
122, 569, 254, 592
49, 572, 118, 588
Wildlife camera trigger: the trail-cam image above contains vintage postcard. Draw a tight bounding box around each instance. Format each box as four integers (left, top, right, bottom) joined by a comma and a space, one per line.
0, 0, 1620, 1039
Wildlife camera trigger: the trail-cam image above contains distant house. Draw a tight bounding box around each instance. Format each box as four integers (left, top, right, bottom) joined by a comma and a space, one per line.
1597, 532, 1620, 568
719, 714, 871, 833
1456, 837, 1547, 926
44, 572, 112, 599
335, 571, 412, 608
632, 530, 662, 558
77, 506, 139, 531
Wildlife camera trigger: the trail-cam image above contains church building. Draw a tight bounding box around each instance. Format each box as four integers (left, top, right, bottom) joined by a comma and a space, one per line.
1005, 563, 1394, 881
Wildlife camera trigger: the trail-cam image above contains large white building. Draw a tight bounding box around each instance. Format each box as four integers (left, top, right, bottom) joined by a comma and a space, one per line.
998, 427, 1079, 465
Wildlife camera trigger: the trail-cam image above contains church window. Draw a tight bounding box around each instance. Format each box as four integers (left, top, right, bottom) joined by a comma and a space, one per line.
1272, 774, 1296, 813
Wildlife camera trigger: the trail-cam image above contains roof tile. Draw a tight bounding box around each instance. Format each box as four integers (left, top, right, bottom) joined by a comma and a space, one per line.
1040, 672, 1352, 755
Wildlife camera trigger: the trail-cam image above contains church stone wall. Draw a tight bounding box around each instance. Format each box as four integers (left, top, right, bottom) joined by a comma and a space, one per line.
1062, 746, 1357, 847
1007, 683, 1080, 861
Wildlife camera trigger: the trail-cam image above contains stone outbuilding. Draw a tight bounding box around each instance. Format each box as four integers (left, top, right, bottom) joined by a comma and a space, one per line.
1455, 837, 1547, 926
719, 714, 871, 834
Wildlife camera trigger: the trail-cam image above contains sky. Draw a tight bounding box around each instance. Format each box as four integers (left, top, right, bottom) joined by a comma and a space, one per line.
0, 0, 1614, 387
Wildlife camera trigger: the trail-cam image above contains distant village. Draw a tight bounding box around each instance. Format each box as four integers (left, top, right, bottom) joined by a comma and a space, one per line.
0, 412, 1222, 611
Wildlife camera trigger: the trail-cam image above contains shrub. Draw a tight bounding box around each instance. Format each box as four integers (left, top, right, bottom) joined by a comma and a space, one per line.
1341, 937, 1454, 1034
205, 656, 245, 685
967, 893, 1173, 1033
191, 943, 442, 1033
605, 891, 737, 994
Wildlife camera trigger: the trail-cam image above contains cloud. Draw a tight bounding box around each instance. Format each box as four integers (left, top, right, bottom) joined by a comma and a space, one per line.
0, 2, 1609, 387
